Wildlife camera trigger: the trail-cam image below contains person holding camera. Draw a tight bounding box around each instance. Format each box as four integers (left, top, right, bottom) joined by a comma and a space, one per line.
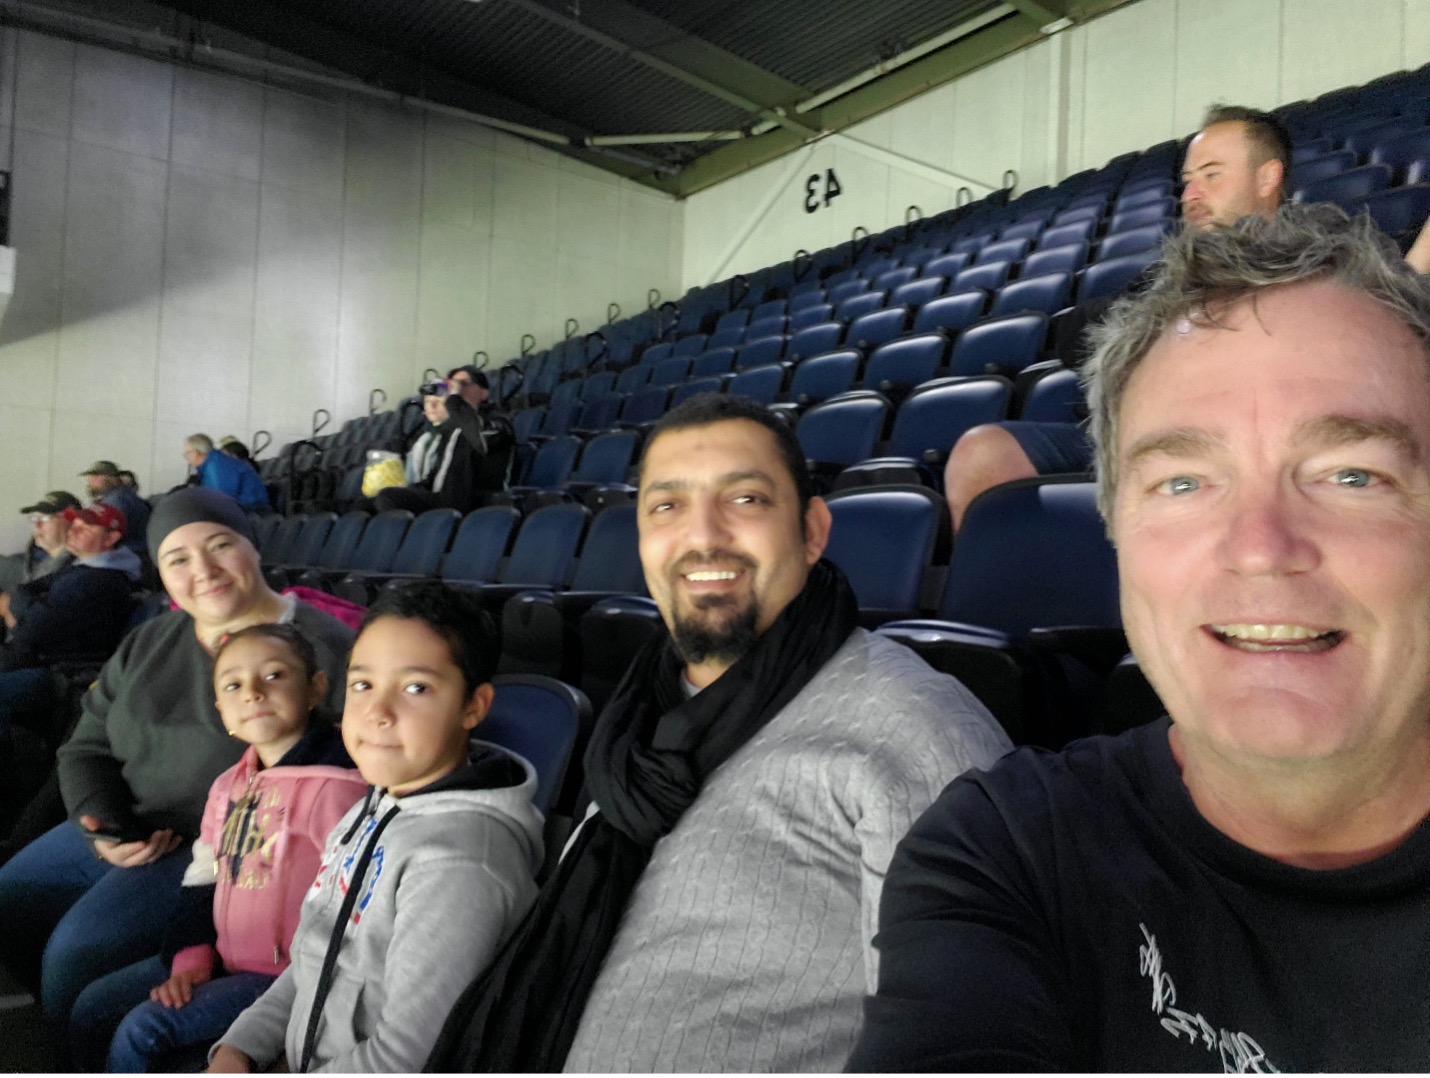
375, 365, 514, 514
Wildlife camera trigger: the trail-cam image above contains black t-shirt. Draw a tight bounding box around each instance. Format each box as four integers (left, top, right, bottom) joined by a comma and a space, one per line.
850, 719, 1430, 1072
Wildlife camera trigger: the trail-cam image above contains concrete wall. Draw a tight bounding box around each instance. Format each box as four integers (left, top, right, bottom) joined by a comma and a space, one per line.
681, 0, 1429, 287
0, 29, 683, 548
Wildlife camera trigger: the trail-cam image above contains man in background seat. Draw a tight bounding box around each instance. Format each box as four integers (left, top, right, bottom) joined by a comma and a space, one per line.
427, 394, 1009, 1073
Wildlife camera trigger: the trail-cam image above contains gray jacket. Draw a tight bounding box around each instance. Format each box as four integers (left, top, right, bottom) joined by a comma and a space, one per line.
216, 742, 544, 1072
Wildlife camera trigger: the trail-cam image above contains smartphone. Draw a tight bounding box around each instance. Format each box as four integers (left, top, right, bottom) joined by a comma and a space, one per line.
84, 821, 152, 844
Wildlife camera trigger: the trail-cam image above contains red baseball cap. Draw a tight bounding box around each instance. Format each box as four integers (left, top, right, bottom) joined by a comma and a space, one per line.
63, 503, 128, 533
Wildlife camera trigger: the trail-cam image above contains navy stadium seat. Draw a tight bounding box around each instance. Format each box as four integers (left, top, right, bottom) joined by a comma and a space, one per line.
441, 506, 520, 585
977, 238, 1031, 266
823, 486, 949, 625
619, 386, 671, 427
1078, 248, 1159, 304
482, 675, 587, 818
872, 266, 917, 292
1294, 164, 1391, 206
913, 290, 989, 337
690, 347, 738, 378
706, 326, 745, 350
1291, 150, 1356, 189
1098, 222, 1171, 261
647, 356, 691, 388
1020, 243, 1089, 278
670, 334, 708, 359
948, 313, 1048, 378
862, 334, 947, 398
727, 362, 788, 404
788, 350, 861, 405
335, 508, 460, 602
787, 322, 845, 362
788, 303, 833, 331
1037, 220, 1097, 249
889, 275, 947, 310
670, 377, 725, 407
989, 271, 1073, 318
953, 261, 1013, 293
796, 392, 891, 475
923, 251, 972, 280
1355, 184, 1430, 244
835, 292, 886, 323
1106, 199, 1176, 235
745, 315, 788, 340
1370, 128, 1430, 182
1018, 365, 1085, 424
573, 393, 623, 434
845, 306, 910, 352
459, 501, 591, 609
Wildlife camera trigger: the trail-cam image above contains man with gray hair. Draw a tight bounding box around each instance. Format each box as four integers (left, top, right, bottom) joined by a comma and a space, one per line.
849, 203, 1430, 1072
183, 433, 269, 511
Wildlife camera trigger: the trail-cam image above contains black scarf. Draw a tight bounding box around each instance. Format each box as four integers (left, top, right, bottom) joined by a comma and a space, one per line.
425, 559, 859, 1072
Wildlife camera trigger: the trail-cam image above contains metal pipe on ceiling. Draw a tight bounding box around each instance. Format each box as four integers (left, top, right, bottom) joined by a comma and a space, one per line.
587, 131, 744, 146
794, 3, 1019, 114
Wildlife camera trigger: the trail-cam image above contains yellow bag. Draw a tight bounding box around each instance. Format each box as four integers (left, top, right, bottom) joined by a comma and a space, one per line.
361, 450, 406, 498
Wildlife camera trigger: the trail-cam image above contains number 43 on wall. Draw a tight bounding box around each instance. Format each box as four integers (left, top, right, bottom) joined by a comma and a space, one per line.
803, 168, 843, 213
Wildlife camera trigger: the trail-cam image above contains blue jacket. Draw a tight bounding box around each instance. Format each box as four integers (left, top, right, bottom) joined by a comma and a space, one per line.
197, 451, 271, 509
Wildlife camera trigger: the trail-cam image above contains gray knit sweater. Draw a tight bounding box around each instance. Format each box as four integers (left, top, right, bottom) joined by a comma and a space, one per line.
563, 629, 1012, 1073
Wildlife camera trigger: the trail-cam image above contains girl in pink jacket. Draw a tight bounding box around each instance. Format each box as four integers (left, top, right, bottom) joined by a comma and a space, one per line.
68, 624, 366, 1072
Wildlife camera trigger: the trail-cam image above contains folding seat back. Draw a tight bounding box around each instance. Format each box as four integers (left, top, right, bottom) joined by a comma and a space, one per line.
952, 260, 1012, 293
1078, 248, 1159, 304
571, 429, 640, 485
1291, 138, 1332, 163
670, 376, 725, 407
1097, 222, 1170, 262
950, 234, 992, 257
640, 341, 673, 366
727, 362, 787, 404
568, 504, 644, 594
345, 510, 413, 573
913, 290, 988, 337
787, 278, 823, 300
735, 335, 786, 369
575, 392, 623, 432
498, 502, 590, 587
998, 220, 1043, 245
387, 508, 461, 576
787, 321, 845, 362
989, 271, 1073, 319
262, 514, 309, 567
872, 266, 918, 293
705, 325, 745, 350
1294, 164, 1391, 206
835, 292, 886, 323
648, 356, 692, 388
885, 376, 1012, 461
787, 288, 827, 311
1355, 185, 1430, 244
889, 275, 946, 310
857, 255, 899, 278
1051, 204, 1102, 227
313, 511, 369, 571
788, 350, 861, 405
825, 279, 866, 306
524, 436, 582, 489
1290, 149, 1357, 189
938, 478, 1119, 637
481, 675, 588, 815
788, 304, 833, 332
823, 486, 947, 621
691, 347, 738, 377
1019, 365, 1085, 424
512, 407, 545, 444
1037, 220, 1096, 249
442, 506, 520, 583
949, 312, 1048, 378
922, 251, 972, 280
615, 364, 652, 394
249, 513, 282, 552
1114, 180, 1174, 210
1369, 128, 1430, 179
538, 398, 579, 438
749, 310, 791, 336
715, 308, 750, 332
580, 370, 616, 400
1020, 243, 1088, 278
796, 393, 890, 467
862, 334, 947, 397
548, 377, 581, 412
670, 334, 709, 359
977, 237, 1031, 266
752, 299, 787, 322
1105, 199, 1176, 235
845, 306, 910, 352
618, 385, 670, 426
824, 267, 861, 288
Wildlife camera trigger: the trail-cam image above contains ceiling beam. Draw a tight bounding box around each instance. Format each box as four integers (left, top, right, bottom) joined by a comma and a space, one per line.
497, 0, 824, 141
1004, 0, 1072, 32
655, 0, 1130, 197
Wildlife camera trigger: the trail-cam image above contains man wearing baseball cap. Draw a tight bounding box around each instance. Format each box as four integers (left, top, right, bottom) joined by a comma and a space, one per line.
79, 461, 150, 562
0, 501, 140, 745
0, 491, 82, 596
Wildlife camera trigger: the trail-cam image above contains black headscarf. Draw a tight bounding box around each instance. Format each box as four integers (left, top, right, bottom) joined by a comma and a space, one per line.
426, 559, 859, 1072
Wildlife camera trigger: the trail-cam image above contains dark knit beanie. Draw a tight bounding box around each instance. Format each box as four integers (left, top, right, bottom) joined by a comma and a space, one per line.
147, 488, 257, 562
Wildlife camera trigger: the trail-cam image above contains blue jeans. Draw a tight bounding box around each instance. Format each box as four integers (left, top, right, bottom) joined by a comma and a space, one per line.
0, 823, 191, 1038
70, 955, 273, 1073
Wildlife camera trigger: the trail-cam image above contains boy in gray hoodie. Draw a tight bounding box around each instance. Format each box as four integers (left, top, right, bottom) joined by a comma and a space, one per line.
209, 583, 543, 1073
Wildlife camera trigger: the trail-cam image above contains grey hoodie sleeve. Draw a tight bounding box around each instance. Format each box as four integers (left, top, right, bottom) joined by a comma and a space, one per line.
214, 965, 298, 1069
311, 844, 538, 1073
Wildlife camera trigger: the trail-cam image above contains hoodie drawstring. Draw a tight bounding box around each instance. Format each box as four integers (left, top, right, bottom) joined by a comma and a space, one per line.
299, 799, 399, 1073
